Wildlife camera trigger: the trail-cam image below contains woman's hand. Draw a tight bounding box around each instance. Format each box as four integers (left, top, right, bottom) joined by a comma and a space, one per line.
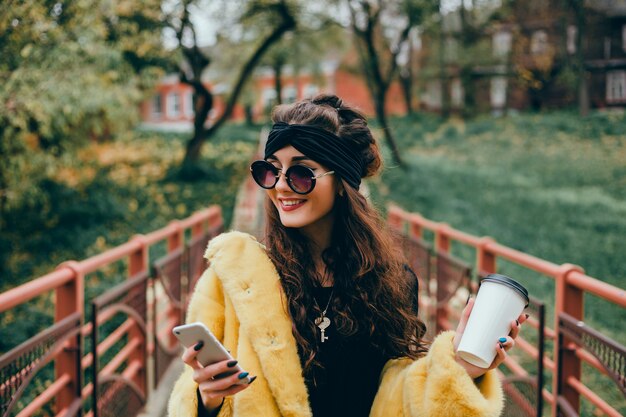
452, 298, 528, 380
182, 342, 256, 413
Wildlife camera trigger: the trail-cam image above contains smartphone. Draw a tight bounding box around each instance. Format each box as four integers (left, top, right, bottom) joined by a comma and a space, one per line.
172, 322, 250, 384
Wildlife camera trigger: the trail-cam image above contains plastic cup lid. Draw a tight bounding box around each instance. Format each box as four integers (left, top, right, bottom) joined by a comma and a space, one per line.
481, 273, 529, 307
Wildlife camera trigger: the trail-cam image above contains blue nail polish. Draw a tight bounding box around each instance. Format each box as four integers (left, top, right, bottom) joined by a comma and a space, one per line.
499, 337, 507, 343
238, 372, 249, 379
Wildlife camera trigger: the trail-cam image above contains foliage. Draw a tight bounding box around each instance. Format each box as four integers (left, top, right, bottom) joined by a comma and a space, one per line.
0, 123, 258, 354
163, 0, 296, 164
369, 109, 626, 340
0, 0, 170, 228
369, 108, 626, 415
335, 0, 439, 165
259, 12, 349, 109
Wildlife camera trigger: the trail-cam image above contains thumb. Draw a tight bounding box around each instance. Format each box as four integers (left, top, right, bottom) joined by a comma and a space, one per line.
453, 297, 474, 349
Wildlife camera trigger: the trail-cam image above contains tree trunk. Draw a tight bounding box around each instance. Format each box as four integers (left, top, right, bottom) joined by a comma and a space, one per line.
572, 0, 589, 116
182, 79, 214, 162
399, 70, 414, 115
579, 73, 589, 117
399, 29, 415, 115
351, 5, 404, 166
438, 2, 450, 118
274, 62, 283, 105
374, 90, 403, 167
182, 4, 295, 165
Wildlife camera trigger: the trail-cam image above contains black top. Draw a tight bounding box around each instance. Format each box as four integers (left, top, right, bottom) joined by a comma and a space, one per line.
306, 267, 420, 417
198, 267, 420, 417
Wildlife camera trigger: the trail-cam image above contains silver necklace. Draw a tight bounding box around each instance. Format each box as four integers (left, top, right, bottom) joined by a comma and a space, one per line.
314, 288, 333, 343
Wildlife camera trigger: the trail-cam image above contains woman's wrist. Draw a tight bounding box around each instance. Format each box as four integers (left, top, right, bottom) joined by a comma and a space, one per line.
196, 388, 224, 417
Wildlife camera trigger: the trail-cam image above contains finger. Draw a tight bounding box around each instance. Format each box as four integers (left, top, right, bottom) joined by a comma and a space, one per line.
509, 318, 521, 339
205, 379, 251, 399
498, 336, 515, 351
519, 312, 529, 324
453, 297, 475, 347
489, 341, 507, 370
181, 343, 204, 371
193, 359, 241, 384
198, 370, 252, 394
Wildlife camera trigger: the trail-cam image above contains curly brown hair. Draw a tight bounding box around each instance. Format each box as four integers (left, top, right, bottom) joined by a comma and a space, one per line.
263, 94, 427, 380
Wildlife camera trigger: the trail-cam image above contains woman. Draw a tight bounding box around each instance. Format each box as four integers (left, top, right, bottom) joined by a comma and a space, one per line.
168, 95, 525, 417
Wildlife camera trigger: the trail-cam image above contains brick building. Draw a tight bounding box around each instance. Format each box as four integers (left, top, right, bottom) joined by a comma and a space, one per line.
418, 0, 626, 114
140, 59, 406, 130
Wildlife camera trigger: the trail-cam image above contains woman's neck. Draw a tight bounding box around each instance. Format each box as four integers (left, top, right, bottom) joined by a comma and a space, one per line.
298, 211, 335, 286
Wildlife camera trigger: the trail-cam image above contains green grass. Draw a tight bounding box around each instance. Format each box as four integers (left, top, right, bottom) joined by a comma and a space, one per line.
0, 123, 260, 353
368, 109, 626, 415
2, 110, 625, 414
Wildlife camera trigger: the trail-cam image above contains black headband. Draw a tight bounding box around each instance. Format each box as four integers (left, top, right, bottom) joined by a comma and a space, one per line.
265, 122, 363, 189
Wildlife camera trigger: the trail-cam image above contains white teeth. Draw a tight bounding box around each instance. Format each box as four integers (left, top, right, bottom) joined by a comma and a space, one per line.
282, 200, 304, 206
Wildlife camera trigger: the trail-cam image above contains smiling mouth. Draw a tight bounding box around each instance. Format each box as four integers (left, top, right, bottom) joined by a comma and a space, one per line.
279, 199, 306, 211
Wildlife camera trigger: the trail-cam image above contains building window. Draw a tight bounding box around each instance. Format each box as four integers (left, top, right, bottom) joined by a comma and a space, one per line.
530, 30, 548, 55
623, 25, 626, 52
282, 86, 297, 104
604, 37, 611, 59
490, 76, 507, 109
444, 38, 459, 62
567, 25, 577, 55
450, 78, 464, 108
185, 91, 194, 118
606, 71, 626, 103
152, 94, 163, 118
303, 84, 319, 98
167, 92, 181, 118
424, 80, 442, 109
262, 88, 277, 111
493, 31, 512, 58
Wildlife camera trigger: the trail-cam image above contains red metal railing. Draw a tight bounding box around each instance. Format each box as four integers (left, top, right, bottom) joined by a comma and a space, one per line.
388, 204, 626, 417
0, 206, 223, 417
2, 200, 624, 416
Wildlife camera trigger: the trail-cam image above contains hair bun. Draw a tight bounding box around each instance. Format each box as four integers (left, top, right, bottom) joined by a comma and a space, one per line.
312, 94, 343, 111
275, 94, 383, 178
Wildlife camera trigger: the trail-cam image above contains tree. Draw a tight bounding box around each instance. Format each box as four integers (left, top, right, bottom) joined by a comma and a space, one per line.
0, 0, 167, 225
165, 0, 296, 169
397, 28, 419, 115
261, 16, 348, 110
567, 0, 590, 116
343, 0, 435, 166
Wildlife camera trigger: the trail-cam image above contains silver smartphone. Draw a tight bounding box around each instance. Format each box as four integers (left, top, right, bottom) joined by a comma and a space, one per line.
172, 322, 251, 384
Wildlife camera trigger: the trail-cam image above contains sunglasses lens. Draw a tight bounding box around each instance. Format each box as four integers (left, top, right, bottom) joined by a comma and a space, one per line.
251, 161, 277, 188
287, 165, 314, 194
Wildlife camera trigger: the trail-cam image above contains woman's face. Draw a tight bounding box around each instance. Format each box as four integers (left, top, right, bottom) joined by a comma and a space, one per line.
266, 145, 338, 234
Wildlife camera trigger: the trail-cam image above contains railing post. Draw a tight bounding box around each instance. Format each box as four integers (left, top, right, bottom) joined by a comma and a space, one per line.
553, 263, 585, 417
168, 220, 184, 252
129, 235, 148, 396
477, 237, 497, 277
435, 223, 450, 253
168, 221, 185, 335
387, 205, 405, 232
409, 214, 423, 239
435, 224, 450, 332
191, 213, 205, 238
54, 261, 83, 414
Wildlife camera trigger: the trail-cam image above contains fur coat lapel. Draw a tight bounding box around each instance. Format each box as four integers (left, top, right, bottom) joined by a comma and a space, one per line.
204, 232, 312, 417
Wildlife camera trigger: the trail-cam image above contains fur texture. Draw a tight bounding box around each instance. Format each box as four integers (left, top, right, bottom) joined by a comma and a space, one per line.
167, 232, 503, 417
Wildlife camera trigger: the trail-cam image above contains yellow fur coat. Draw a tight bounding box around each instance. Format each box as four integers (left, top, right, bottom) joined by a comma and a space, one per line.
168, 232, 503, 417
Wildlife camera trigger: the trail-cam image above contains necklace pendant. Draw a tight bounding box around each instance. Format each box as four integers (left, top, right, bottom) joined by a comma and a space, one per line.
316, 315, 331, 343
315, 316, 331, 330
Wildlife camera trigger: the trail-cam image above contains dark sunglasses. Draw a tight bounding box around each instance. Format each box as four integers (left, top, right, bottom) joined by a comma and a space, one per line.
250, 160, 335, 195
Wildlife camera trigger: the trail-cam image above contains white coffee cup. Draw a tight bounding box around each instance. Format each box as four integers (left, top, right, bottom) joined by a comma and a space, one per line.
457, 274, 529, 368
